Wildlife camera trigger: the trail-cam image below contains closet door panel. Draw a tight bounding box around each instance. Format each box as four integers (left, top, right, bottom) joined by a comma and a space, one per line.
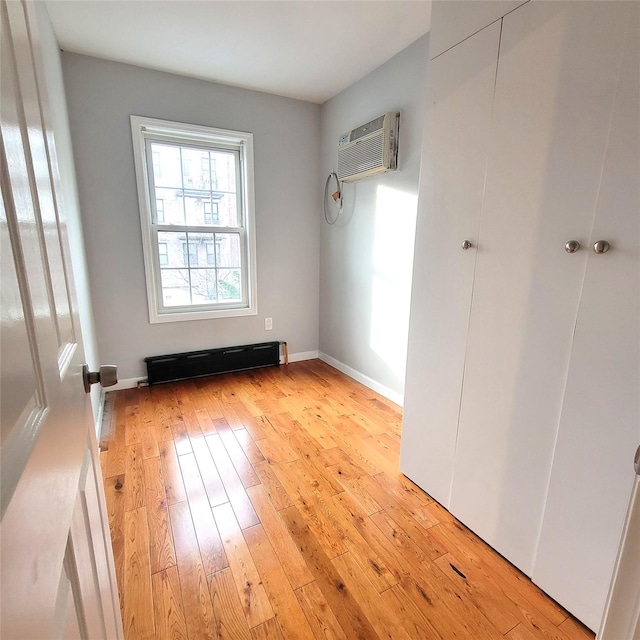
449, 1, 629, 574
401, 21, 501, 506
533, 4, 639, 631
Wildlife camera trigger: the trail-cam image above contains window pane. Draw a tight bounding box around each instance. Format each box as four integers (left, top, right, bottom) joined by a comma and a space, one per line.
150, 143, 182, 188
210, 150, 237, 192
186, 232, 214, 269
190, 269, 218, 304
181, 147, 211, 191
213, 193, 238, 227
154, 187, 185, 225
184, 193, 210, 226
158, 231, 187, 268
215, 234, 241, 268
217, 269, 242, 302
160, 269, 191, 306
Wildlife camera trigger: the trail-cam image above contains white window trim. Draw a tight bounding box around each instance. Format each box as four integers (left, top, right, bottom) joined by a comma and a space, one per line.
130, 115, 258, 323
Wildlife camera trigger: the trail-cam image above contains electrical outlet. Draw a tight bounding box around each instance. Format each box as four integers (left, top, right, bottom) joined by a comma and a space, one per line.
265, 317, 273, 330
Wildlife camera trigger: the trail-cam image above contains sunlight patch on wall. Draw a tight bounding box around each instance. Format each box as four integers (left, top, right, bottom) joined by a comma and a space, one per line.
370, 184, 418, 382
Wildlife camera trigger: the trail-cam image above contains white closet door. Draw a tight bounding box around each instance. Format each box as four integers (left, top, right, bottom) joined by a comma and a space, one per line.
449, 1, 630, 575
401, 20, 501, 506
532, 3, 639, 631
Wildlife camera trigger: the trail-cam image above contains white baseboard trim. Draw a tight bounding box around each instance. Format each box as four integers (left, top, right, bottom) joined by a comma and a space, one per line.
281, 350, 319, 364
318, 352, 404, 407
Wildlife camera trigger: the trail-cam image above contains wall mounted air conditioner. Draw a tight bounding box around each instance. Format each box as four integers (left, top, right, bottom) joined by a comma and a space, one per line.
337, 112, 400, 182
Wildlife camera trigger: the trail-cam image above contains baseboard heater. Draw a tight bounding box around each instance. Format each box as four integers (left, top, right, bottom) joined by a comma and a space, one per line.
144, 341, 281, 385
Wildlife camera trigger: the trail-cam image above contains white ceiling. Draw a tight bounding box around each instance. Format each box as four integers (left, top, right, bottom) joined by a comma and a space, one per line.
44, 1, 431, 104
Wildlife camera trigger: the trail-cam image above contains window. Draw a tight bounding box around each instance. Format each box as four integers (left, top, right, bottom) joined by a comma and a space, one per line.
182, 242, 198, 267
203, 200, 220, 225
158, 242, 168, 266
131, 116, 257, 322
206, 242, 216, 265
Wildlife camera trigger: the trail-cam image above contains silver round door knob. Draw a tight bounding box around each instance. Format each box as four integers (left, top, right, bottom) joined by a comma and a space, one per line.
593, 240, 610, 254
82, 363, 118, 394
461, 240, 473, 250
565, 240, 581, 254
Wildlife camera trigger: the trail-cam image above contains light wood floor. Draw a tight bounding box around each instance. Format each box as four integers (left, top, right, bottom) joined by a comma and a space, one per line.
99, 359, 595, 640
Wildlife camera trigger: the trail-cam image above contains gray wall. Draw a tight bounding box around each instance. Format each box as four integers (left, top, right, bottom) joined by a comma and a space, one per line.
319, 34, 430, 403
62, 54, 321, 380
36, 6, 102, 422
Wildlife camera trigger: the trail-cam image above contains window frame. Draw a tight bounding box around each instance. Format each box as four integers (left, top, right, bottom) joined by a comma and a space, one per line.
131, 115, 257, 323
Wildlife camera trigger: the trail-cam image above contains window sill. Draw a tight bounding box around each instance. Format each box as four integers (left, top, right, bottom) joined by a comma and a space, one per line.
149, 304, 257, 324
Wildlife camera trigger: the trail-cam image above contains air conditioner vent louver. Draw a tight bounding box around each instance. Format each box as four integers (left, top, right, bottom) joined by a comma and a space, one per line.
337, 112, 399, 182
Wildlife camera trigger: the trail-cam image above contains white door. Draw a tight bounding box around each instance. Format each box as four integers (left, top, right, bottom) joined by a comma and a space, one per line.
401, 19, 501, 506
449, 1, 631, 576
0, 1, 123, 638
532, 3, 640, 630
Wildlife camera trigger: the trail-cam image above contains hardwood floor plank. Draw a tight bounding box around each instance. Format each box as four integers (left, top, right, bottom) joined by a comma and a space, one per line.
152, 566, 189, 640
331, 551, 413, 640
190, 436, 228, 507
195, 408, 218, 436
506, 623, 546, 640
214, 418, 261, 488
433, 551, 520, 635
207, 568, 252, 640
382, 585, 446, 640
358, 474, 446, 561
233, 428, 265, 465
206, 434, 259, 529
159, 440, 187, 505
271, 462, 347, 558
123, 506, 154, 640
249, 618, 284, 640
124, 388, 142, 447
253, 418, 300, 464
372, 471, 439, 530
172, 422, 193, 456
246, 484, 314, 590
178, 453, 228, 575
143, 456, 176, 573
324, 466, 383, 516
253, 460, 294, 511
328, 492, 397, 593
139, 388, 161, 459
154, 386, 184, 440
321, 446, 372, 478
169, 500, 218, 639
294, 582, 348, 640
243, 524, 316, 640
280, 505, 381, 640
124, 444, 146, 511
212, 502, 274, 628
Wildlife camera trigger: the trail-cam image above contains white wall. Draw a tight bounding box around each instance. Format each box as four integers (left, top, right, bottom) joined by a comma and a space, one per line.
318, 35, 430, 404
35, 5, 102, 422
61, 54, 321, 380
